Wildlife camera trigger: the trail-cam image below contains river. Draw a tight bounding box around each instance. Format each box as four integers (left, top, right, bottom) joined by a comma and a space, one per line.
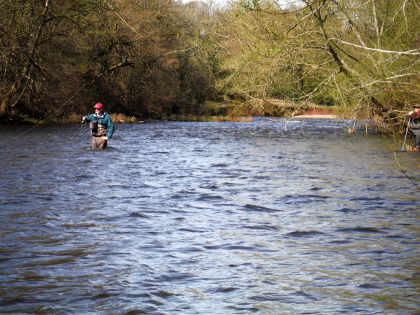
0, 118, 419, 314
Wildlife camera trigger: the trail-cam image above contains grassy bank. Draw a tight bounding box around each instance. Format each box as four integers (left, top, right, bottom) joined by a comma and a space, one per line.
0, 113, 141, 125
0, 99, 365, 125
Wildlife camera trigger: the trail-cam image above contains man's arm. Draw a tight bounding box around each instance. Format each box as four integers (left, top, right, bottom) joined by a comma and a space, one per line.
82, 114, 95, 123
106, 115, 114, 139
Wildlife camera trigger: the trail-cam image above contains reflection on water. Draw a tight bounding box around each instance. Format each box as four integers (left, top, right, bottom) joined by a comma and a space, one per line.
0, 118, 419, 314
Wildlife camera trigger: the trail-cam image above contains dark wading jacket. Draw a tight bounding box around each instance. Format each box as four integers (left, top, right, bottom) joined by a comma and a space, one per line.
84, 112, 114, 139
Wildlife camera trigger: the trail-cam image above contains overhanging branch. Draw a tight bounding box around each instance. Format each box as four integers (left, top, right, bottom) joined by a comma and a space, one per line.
329, 38, 420, 55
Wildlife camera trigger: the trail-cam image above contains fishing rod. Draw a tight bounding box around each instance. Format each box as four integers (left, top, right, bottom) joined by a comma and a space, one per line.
401, 117, 411, 152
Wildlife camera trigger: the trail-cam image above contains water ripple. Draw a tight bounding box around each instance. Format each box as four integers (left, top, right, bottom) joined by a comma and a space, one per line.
0, 119, 419, 314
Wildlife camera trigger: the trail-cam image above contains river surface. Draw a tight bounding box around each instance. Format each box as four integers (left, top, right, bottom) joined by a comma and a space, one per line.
0, 118, 419, 314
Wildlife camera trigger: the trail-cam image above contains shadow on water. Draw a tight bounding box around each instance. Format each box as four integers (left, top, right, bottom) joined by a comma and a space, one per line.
0, 118, 419, 314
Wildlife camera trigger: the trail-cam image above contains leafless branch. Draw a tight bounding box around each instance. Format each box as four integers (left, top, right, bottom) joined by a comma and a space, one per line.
329, 38, 420, 55
296, 71, 337, 100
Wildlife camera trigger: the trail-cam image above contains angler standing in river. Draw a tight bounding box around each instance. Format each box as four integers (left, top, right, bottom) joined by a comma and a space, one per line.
82, 102, 114, 150
408, 104, 420, 151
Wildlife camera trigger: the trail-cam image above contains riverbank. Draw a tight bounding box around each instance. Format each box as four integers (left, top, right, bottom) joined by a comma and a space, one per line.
294, 114, 338, 118
0, 113, 140, 125
0, 100, 357, 125
292, 107, 338, 119
164, 100, 342, 121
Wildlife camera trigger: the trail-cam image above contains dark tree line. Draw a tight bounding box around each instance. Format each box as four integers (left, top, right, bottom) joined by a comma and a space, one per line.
0, 0, 219, 121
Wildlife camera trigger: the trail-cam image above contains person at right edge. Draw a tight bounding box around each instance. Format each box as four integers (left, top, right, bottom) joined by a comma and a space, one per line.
82, 102, 114, 150
408, 104, 420, 151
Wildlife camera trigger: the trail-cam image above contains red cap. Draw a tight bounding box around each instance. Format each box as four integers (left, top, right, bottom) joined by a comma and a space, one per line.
94, 102, 103, 110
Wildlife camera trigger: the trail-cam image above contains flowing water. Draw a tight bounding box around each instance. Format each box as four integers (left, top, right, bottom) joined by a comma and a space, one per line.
0, 118, 419, 314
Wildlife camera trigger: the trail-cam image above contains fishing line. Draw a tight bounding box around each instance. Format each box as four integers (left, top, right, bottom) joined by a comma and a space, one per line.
2, 1, 186, 143
2, 2, 131, 143
78, 123, 90, 137
4, 66, 113, 144
393, 151, 419, 187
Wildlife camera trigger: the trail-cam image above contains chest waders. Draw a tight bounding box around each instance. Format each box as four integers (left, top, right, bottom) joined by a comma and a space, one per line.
410, 118, 420, 135
408, 117, 420, 150
90, 117, 107, 137
89, 115, 108, 150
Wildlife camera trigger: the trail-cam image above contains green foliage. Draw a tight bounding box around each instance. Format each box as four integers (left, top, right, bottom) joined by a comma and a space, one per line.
1, 0, 419, 130
206, 0, 420, 130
